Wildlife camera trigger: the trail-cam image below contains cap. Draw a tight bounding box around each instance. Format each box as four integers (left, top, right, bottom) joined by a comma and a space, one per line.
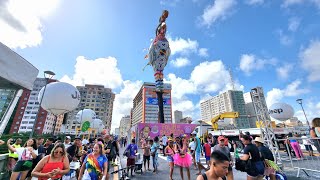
191, 131, 197, 135
254, 137, 264, 144
218, 136, 225, 141
66, 136, 71, 140
74, 136, 81, 140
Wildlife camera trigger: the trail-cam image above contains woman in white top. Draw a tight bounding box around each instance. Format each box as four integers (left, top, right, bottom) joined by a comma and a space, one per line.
7, 138, 38, 180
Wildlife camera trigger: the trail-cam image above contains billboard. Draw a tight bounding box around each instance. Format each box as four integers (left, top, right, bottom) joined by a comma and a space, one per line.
145, 97, 171, 105
137, 123, 197, 139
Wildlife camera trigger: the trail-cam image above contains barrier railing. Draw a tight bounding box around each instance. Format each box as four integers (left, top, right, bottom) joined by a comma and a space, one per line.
276, 137, 320, 178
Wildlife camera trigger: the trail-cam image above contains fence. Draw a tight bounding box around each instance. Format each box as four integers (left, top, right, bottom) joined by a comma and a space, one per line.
276, 137, 320, 178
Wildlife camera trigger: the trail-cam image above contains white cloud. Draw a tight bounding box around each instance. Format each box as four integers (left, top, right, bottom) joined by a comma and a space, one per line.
170, 57, 191, 68
299, 40, 320, 82
166, 73, 196, 99
198, 48, 209, 57
111, 80, 143, 130
276, 64, 293, 80
278, 30, 293, 46
266, 80, 309, 106
168, 36, 198, 56
199, 0, 236, 27
245, 0, 264, 5
60, 56, 123, 89
294, 100, 320, 123
239, 54, 277, 75
0, 0, 60, 49
282, 0, 320, 8
288, 17, 301, 32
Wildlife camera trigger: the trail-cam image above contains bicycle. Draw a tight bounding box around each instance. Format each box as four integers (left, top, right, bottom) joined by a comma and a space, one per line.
110, 165, 135, 180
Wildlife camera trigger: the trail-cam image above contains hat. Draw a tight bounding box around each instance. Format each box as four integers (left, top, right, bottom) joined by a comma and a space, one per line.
191, 131, 197, 135
66, 136, 71, 140
168, 138, 173, 142
218, 136, 225, 141
254, 137, 264, 144
74, 136, 81, 140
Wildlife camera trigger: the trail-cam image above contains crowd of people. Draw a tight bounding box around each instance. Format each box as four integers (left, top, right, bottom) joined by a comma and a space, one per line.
0, 117, 319, 180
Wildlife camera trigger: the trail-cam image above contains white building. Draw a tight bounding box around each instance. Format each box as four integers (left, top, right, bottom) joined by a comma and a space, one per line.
119, 115, 131, 137
200, 90, 250, 129
174, 110, 183, 123
243, 92, 257, 128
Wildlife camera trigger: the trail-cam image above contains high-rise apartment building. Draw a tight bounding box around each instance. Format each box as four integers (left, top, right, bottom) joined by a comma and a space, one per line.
174, 110, 183, 123
9, 78, 62, 134
64, 84, 115, 135
243, 92, 257, 128
131, 82, 172, 126
200, 90, 250, 129
0, 89, 16, 120
119, 115, 131, 137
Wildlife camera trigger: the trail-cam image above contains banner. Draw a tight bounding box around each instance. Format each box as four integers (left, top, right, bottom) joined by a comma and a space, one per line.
137, 123, 197, 139
145, 97, 171, 105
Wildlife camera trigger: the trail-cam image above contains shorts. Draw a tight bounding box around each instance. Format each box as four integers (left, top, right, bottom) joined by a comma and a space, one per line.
305, 145, 313, 151
247, 161, 265, 177
167, 156, 174, 162
127, 158, 135, 167
195, 152, 201, 163
143, 155, 150, 162
13, 160, 33, 172
205, 156, 210, 161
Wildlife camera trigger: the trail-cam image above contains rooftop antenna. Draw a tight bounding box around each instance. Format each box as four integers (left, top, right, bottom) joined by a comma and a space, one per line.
228, 67, 236, 91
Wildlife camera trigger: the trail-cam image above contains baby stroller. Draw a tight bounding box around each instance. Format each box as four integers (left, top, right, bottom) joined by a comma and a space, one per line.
134, 153, 143, 174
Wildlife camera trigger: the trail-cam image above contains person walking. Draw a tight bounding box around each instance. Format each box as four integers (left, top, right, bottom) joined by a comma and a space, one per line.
196, 151, 229, 180
7, 138, 38, 180
192, 132, 206, 175
32, 143, 70, 180
125, 138, 138, 177
173, 135, 192, 180
142, 138, 151, 172
239, 135, 265, 180
254, 137, 276, 180
78, 143, 108, 180
203, 139, 211, 167
165, 138, 175, 180
301, 133, 314, 156
162, 134, 168, 156
213, 136, 233, 180
150, 137, 160, 174
188, 138, 197, 170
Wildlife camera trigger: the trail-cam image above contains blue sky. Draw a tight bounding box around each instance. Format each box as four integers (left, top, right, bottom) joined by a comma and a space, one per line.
1, 0, 320, 130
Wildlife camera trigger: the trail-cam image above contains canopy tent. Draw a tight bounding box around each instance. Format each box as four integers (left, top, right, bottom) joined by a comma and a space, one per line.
0, 42, 39, 90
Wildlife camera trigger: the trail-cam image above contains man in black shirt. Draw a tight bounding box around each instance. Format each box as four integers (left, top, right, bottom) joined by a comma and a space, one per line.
67, 136, 82, 162
44, 137, 54, 155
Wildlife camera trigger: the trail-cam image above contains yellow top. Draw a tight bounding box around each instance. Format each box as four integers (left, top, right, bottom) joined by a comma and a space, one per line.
8, 144, 21, 158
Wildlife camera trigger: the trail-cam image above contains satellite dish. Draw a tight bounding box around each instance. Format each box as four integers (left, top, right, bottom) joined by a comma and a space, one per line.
269, 103, 294, 121
76, 109, 96, 123
38, 82, 80, 115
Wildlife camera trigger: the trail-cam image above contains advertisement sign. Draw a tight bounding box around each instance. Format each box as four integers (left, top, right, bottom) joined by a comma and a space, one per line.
145, 97, 171, 105
138, 123, 197, 139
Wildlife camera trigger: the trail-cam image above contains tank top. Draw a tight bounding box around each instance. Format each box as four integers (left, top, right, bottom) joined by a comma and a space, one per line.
39, 156, 64, 180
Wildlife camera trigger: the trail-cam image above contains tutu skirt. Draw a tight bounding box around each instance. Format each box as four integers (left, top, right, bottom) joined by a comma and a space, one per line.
173, 153, 192, 168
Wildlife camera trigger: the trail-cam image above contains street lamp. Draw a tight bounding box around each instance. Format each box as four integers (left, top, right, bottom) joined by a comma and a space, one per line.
296, 98, 310, 128
29, 70, 55, 138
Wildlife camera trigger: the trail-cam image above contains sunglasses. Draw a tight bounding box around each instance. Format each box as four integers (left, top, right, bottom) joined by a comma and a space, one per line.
54, 151, 64, 154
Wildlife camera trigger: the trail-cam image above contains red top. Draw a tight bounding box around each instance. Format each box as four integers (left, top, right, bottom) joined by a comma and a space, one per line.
203, 143, 211, 157
39, 156, 64, 180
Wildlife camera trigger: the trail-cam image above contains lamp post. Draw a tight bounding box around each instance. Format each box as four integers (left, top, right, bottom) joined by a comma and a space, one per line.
29, 71, 55, 138
296, 98, 310, 128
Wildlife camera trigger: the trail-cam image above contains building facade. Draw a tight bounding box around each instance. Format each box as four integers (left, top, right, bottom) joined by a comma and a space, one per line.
9, 78, 61, 134
119, 115, 131, 138
131, 82, 172, 126
243, 92, 257, 128
174, 110, 183, 123
64, 84, 115, 135
200, 90, 250, 129
0, 89, 16, 121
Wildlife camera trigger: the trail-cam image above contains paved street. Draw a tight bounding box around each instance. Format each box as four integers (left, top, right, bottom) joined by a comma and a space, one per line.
113, 146, 314, 180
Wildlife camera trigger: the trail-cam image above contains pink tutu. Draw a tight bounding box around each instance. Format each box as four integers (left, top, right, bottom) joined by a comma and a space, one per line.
173, 153, 192, 168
